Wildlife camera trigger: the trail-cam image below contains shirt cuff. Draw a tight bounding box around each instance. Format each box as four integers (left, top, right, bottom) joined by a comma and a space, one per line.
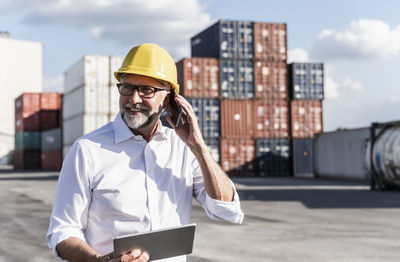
46, 230, 86, 260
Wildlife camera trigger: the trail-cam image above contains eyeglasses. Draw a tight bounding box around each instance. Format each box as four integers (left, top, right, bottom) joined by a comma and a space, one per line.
116, 83, 168, 98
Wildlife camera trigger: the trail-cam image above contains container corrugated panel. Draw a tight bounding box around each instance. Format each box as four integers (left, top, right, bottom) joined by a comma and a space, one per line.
288, 63, 324, 100
176, 58, 219, 98
15, 131, 41, 151
13, 150, 41, 170
110, 85, 120, 116
220, 59, 254, 98
191, 20, 253, 59
290, 100, 323, 138
254, 61, 287, 100
187, 98, 220, 138
62, 84, 110, 120
41, 150, 62, 171
221, 138, 256, 177
15, 93, 41, 116
253, 22, 287, 62
204, 137, 220, 163
254, 100, 289, 138
40, 110, 60, 131
63, 113, 109, 146
15, 112, 40, 132
292, 138, 314, 178
40, 93, 62, 110
256, 138, 291, 176
110, 56, 124, 85
221, 100, 254, 138
41, 128, 61, 151
64, 55, 110, 94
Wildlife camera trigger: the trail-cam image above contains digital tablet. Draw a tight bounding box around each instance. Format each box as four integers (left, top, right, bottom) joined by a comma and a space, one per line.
113, 223, 196, 260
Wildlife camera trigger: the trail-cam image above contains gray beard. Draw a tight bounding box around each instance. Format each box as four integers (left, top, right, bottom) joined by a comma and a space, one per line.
121, 105, 163, 130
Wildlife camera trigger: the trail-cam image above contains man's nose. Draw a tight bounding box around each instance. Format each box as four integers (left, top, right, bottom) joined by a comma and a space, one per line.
129, 89, 142, 104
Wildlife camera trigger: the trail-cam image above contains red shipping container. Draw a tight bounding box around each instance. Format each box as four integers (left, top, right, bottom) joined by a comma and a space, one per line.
41, 150, 62, 171
15, 112, 41, 132
13, 150, 41, 170
40, 110, 61, 131
254, 61, 287, 100
290, 100, 323, 138
15, 93, 41, 116
254, 100, 289, 138
253, 22, 287, 62
40, 93, 62, 110
220, 100, 254, 138
221, 138, 256, 177
176, 58, 219, 98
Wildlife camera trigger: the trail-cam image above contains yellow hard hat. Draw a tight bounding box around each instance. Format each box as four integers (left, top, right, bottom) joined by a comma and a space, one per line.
114, 43, 179, 94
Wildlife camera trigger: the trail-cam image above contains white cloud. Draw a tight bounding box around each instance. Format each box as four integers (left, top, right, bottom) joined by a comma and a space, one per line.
310, 19, 400, 60
342, 76, 363, 91
324, 75, 340, 99
389, 96, 399, 103
287, 48, 309, 63
14, 0, 211, 59
325, 75, 364, 99
43, 75, 64, 93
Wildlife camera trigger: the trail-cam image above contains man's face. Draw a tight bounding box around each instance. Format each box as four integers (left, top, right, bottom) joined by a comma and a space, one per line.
119, 74, 169, 130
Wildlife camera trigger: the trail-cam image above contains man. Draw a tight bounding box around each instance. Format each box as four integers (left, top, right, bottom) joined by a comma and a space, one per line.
46, 43, 244, 262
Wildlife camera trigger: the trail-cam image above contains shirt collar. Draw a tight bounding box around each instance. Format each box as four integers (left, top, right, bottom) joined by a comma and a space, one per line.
113, 112, 168, 144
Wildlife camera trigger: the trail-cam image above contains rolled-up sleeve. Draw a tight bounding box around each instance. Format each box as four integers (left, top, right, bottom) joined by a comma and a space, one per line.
192, 158, 244, 224
45, 140, 92, 257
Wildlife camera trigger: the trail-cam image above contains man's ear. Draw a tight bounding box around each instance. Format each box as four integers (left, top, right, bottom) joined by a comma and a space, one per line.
162, 93, 170, 109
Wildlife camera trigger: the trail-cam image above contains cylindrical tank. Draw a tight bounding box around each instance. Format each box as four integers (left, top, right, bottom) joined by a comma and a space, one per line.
367, 126, 400, 189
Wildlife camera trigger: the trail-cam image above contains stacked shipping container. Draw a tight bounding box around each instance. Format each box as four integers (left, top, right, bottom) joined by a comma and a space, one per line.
14, 93, 62, 170
182, 19, 290, 177
288, 63, 324, 177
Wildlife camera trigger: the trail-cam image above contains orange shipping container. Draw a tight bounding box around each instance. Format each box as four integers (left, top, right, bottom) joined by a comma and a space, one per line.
220, 100, 254, 138
41, 93, 62, 110
290, 100, 323, 138
254, 61, 287, 100
253, 22, 287, 62
221, 138, 256, 177
41, 150, 62, 171
254, 100, 289, 138
176, 58, 219, 98
15, 93, 41, 116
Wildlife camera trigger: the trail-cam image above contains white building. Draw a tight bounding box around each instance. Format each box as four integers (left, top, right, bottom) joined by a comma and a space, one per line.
0, 33, 42, 162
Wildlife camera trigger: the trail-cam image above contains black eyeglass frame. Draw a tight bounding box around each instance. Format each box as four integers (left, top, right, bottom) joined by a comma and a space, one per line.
116, 83, 169, 98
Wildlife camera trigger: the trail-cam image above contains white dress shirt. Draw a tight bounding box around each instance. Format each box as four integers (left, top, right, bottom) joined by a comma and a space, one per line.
46, 113, 244, 261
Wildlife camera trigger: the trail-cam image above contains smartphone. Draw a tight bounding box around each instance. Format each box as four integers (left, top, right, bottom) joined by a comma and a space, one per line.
168, 91, 184, 128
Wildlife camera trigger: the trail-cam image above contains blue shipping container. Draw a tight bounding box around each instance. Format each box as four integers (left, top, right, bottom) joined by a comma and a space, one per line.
288, 63, 324, 100
191, 20, 253, 59
220, 59, 254, 98
256, 138, 291, 177
187, 98, 220, 138
292, 138, 314, 177
204, 137, 220, 163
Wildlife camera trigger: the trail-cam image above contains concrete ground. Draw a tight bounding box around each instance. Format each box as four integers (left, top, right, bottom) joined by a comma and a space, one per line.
0, 168, 399, 262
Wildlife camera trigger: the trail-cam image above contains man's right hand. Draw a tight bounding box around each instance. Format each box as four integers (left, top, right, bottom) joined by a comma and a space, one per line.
98, 249, 149, 262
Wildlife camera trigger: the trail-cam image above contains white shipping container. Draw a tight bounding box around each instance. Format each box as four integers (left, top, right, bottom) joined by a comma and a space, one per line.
110, 85, 120, 115
63, 84, 110, 119
110, 56, 124, 85
64, 55, 110, 94
63, 113, 109, 146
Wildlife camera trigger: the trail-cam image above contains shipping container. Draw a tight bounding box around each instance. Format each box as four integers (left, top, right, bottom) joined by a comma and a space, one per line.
253, 22, 287, 62
220, 100, 254, 138
15, 112, 40, 132
204, 137, 220, 163
221, 138, 256, 177
292, 138, 314, 178
290, 100, 323, 138
314, 128, 370, 181
15, 131, 41, 151
220, 59, 254, 98
40, 93, 62, 110
288, 63, 324, 100
41, 150, 62, 171
40, 110, 61, 131
176, 58, 219, 98
62, 84, 110, 119
63, 144, 72, 160
15, 93, 41, 115
109, 85, 120, 116
254, 61, 287, 100
256, 138, 291, 176
191, 20, 253, 59
110, 56, 124, 85
13, 149, 41, 170
63, 113, 109, 146
187, 98, 220, 138
64, 55, 110, 94
41, 128, 62, 151
254, 100, 289, 138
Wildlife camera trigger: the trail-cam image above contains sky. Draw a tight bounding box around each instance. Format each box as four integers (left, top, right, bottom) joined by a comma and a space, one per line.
1, 0, 399, 132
